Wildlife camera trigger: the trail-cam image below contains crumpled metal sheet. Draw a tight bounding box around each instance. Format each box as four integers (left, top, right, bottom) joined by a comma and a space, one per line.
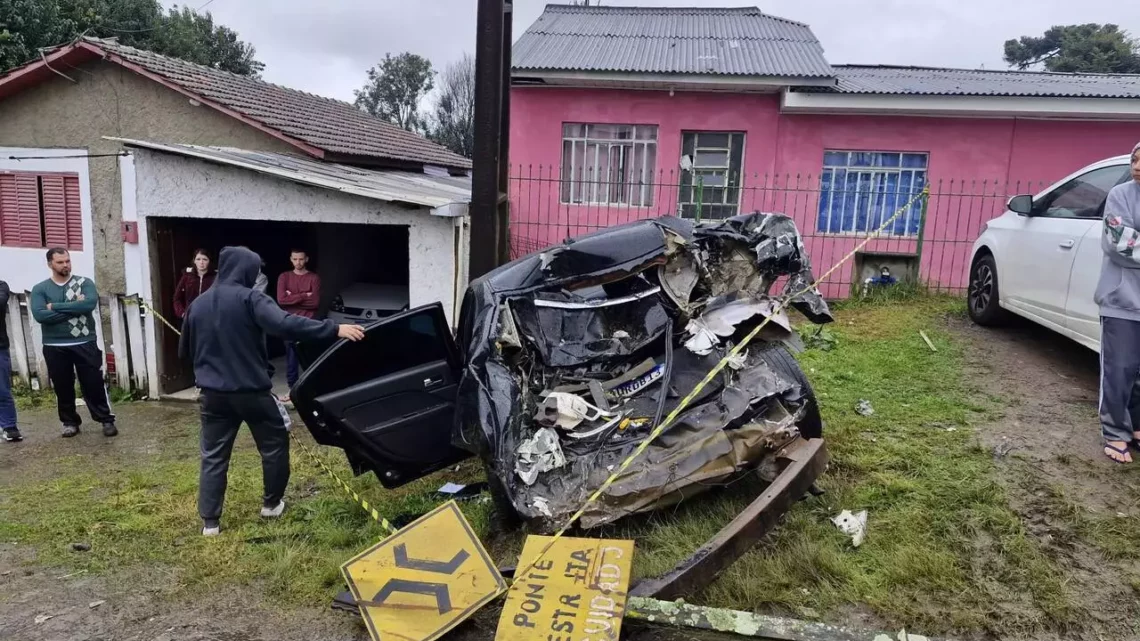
452, 213, 833, 530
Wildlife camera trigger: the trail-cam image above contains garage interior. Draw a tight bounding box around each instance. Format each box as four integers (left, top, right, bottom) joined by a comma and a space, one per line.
148, 216, 409, 396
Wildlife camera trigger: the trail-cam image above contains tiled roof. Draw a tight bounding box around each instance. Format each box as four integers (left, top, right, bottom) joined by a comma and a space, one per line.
816, 65, 1140, 98
512, 4, 834, 79
76, 38, 471, 169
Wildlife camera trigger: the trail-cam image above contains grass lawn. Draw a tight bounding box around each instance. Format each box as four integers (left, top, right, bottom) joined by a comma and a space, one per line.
0, 296, 1079, 638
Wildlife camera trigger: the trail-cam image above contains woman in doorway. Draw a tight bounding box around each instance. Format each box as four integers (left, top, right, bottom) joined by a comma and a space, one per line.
1097, 142, 1140, 463
173, 249, 217, 320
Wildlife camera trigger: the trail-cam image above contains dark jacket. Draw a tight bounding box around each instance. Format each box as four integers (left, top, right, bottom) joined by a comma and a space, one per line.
179, 246, 338, 393
173, 269, 216, 319
0, 280, 9, 350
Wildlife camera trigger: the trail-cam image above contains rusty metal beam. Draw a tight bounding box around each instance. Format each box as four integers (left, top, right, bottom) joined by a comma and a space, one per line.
631, 438, 829, 600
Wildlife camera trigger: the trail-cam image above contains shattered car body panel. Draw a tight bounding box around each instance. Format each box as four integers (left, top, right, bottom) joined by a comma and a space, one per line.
454, 213, 832, 530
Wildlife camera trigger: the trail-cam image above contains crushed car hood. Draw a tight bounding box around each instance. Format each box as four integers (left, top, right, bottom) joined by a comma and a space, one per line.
454, 213, 833, 530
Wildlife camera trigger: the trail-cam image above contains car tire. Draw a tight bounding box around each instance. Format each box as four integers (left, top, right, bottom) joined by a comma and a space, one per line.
967, 253, 1010, 327
755, 344, 823, 439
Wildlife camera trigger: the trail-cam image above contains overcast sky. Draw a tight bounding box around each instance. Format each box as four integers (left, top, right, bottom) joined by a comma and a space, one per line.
186, 0, 1140, 103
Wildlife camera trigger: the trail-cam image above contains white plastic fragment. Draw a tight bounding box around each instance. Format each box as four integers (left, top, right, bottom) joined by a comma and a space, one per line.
832, 509, 868, 547
856, 399, 875, 416
535, 392, 615, 430
515, 428, 567, 486
34, 614, 54, 624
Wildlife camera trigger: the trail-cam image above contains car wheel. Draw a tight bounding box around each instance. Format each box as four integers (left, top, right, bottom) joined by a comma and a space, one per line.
968, 254, 1009, 326
755, 344, 823, 439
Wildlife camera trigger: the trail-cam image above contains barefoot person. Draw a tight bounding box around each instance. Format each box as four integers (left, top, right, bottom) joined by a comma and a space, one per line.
179, 246, 364, 536
30, 249, 117, 438
1097, 141, 1140, 463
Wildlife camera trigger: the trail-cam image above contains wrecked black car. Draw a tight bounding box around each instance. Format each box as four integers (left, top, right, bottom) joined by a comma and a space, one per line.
293, 213, 833, 532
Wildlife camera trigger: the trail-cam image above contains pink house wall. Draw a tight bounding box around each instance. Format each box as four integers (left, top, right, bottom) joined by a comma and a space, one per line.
509, 85, 1140, 295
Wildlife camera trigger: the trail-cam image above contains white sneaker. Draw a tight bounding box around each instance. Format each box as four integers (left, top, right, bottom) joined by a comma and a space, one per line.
202, 525, 221, 537
260, 500, 285, 518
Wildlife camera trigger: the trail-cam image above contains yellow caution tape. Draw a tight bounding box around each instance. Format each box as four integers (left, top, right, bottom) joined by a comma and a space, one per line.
122, 296, 182, 335
289, 431, 399, 536
506, 185, 932, 593
136, 295, 399, 536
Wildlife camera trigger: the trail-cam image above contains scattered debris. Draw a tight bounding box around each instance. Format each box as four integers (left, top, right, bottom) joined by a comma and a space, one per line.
515, 428, 567, 486
993, 442, 1016, 459
534, 392, 615, 430
435, 482, 489, 500
71, 542, 91, 552
34, 614, 54, 624
860, 431, 878, 442
919, 330, 938, 352
532, 496, 553, 518
89, 600, 106, 609
832, 509, 868, 547
873, 631, 931, 641
856, 400, 875, 416
797, 325, 837, 352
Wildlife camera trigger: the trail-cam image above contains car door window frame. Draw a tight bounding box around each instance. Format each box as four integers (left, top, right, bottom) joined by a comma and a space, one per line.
1031, 165, 1129, 220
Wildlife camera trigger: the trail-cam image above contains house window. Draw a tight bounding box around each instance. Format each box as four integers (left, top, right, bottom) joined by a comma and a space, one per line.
561, 124, 657, 206
0, 172, 83, 249
817, 151, 928, 236
678, 131, 745, 220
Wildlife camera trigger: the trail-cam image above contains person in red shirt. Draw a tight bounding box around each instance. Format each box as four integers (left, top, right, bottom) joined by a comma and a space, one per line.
173, 249, 216, 319
276, 249, 321, 398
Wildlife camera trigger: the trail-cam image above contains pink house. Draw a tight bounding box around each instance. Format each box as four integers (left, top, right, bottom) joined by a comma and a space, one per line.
507, 4, 1140, 295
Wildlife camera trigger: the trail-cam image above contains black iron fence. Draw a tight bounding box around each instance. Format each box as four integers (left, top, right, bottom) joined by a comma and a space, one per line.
507, 166, 1051, 298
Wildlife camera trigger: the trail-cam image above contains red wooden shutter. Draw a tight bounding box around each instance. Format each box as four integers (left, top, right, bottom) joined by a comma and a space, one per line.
0, 173, 43, 247
41, 175, 67, 248
40, 174, 83, 250
64, 175, 83, 250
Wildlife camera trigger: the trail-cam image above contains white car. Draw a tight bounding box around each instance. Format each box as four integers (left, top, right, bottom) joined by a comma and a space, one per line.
968, 154, 1135, 352
327, 283, 409, 325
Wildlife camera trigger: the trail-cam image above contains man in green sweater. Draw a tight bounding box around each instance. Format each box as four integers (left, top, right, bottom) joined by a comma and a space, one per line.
30, 248, 118, 438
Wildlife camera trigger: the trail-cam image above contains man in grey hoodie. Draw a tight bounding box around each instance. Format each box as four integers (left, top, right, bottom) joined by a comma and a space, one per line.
1095, 141, 1140, 463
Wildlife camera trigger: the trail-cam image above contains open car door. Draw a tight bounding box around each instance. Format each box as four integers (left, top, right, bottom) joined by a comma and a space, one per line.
291, 303, 471, 488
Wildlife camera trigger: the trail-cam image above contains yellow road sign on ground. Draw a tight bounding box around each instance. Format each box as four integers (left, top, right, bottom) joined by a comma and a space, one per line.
342, 500, 506, 641
495, 536, 635, 641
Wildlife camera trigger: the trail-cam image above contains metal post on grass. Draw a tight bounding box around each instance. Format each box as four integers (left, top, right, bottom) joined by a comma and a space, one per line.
913, 185, 931, 285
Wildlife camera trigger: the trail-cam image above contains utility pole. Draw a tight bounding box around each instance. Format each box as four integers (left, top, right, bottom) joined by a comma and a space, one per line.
470, 0, 513, 278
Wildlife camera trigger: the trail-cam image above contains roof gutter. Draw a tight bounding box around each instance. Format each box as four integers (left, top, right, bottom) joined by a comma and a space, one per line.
781, 90, 1140, 120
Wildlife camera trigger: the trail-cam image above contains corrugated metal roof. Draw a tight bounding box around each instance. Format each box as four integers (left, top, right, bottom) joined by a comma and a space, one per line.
75, 38, 472, 170
819, 65, 1140, 98
112, 138, 471, 213
512, 4, 833, 79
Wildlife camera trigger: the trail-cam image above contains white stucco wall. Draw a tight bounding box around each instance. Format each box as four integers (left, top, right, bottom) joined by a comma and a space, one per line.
0, 147, 96, 292
130, 149, 462, 324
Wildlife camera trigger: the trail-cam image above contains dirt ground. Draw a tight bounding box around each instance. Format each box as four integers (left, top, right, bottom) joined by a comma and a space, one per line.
951, 315, 1140, 641
3, 313, 1138, 641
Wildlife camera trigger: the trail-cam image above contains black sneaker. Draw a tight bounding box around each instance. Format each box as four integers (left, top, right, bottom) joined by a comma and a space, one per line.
2, 428, 22, 442
102, 423, 118, 437
61, 425, 80, 438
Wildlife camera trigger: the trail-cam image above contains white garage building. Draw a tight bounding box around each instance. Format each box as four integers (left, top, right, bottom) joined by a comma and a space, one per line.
117, 138, 471, 398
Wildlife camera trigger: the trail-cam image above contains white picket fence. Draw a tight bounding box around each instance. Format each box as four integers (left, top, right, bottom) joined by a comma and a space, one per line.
6, 292, 154, 395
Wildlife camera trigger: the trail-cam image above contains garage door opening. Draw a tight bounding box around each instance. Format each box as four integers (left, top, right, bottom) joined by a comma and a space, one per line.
148, 217, 409, 396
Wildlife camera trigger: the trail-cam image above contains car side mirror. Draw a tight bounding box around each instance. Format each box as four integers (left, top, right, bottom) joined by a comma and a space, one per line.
1008, 194, 1034, 216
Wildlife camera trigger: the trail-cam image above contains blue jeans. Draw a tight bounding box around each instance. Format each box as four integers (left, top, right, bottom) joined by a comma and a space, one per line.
0, 348, 16, 430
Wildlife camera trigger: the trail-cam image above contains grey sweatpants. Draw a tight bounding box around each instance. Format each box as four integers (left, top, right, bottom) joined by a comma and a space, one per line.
1099, 316, 1140, 443
198, 389, 292, 522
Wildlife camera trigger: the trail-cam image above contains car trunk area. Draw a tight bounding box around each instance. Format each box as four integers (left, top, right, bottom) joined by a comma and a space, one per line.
147, 217, 409, 396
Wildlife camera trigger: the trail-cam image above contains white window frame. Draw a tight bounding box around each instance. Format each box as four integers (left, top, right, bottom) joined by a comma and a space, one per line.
561, 123, 658, 207
678, 131, 745, 219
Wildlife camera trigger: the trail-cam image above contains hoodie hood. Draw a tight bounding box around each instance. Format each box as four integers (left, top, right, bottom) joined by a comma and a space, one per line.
217, 246, 262, 288
1133, 141, 1140, 157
